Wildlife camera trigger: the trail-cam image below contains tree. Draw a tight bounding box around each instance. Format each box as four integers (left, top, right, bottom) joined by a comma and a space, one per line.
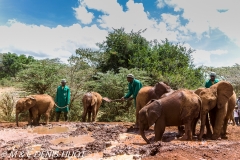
130, 39, 204, 89
97, 28, 149, 73
203, 64, 240, 95
17, 58, 64, 94
0, 52, 35, 78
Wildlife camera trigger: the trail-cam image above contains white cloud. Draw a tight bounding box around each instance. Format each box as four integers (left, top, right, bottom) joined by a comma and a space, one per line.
156, 0, 240, 45
1, 0, 239, 67
192, 49, 228, 67
73, 4, 94, 24
0, 20, 108, 63
77, 0, 183, 42
156, 0, 166, 8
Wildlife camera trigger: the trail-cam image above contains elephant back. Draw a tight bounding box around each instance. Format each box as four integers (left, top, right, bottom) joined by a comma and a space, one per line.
179, 90, 201, 121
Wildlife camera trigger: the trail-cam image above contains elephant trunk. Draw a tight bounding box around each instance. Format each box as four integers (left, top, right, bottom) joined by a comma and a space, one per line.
16, 112, 19, 127
140, 128, 150, 144
199, 113, 206, 140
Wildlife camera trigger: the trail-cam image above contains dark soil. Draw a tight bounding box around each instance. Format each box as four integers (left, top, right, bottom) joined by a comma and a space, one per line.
0, 122, 240, 159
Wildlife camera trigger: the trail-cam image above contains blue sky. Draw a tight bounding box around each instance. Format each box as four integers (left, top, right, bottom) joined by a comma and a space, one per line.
0, 0, 240, 67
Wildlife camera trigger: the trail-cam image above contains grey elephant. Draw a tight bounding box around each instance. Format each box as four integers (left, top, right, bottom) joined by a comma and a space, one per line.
139, 89, 201, 144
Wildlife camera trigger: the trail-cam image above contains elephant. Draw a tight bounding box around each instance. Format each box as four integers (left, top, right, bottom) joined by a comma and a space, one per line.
82, 92, 103, 122
197, 81, 236, 140
135, 82, 174, 127
139, 89, 202, 144
16, 94, 55, 126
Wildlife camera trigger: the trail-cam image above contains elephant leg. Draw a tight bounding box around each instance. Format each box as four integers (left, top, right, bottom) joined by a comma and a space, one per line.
32, 114, 38, 126
191, 118, 198, 136
87, 111, 91, 122
82, 109, 87, 122
92, 107, 97, 122
221, 118, 229, 139
154, 119, 165, 142
212, 107, 227, 140
135, 104, 141, 128
28, 110, 33, 125
181, 120, 192, 141
45, 113, 50, 125
177, 126, 184, 137
205, 114, 213, 138
37, 114, 41, 125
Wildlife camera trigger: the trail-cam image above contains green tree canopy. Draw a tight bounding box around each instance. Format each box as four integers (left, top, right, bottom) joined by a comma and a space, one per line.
97, 28, 149, 73
0, 52, 35, 78
17, 58, 64, 94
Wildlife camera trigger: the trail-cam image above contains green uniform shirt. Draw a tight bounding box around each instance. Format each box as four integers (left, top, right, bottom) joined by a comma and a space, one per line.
55, 85, 71, 112
124, 79, 142, 99
205, 79, 220, 88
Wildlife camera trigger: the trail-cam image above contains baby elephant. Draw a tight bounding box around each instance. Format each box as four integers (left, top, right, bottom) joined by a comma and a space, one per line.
82, 92, 103, 122
139, 89, 201, 144
16, 94, 55, 126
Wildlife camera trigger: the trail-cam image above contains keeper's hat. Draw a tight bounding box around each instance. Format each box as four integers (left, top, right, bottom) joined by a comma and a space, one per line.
127, 74, 134, 79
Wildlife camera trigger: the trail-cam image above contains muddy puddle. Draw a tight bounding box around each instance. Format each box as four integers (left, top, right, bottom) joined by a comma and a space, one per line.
50, 135, 95, 146
1, 122, 240, 159
29, 126, 69, 134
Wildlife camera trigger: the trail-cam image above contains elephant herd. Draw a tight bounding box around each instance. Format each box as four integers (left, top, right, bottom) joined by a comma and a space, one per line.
15, 81, 236, 144
137, 81, 236, 143
15, 92, 103, 126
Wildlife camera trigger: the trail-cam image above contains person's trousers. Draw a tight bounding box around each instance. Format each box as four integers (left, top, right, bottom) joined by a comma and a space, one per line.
134, 98, 136, 108
235, 117, 239, 125
56, 111, 68, 122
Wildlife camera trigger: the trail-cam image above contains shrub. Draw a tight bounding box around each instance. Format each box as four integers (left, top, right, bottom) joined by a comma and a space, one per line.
0, 93, 16, 122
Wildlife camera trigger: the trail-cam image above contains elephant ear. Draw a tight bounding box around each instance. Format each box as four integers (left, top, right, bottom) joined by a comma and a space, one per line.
25, 96, 36, 110
211, 81, 233, 109
154, 82, 172, 97
146, 100, 162, 127
194, 88, 205, 96
91, 93, 97, 106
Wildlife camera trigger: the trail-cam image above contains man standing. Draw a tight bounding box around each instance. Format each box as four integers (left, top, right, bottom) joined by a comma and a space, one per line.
205, 72, 220, 88
121, 74, 142, 108
237, 96, 240, 110
55, 79, 71, 122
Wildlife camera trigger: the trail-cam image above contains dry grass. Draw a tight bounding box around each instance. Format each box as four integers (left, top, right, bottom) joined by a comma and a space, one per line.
0, 92, 16, 122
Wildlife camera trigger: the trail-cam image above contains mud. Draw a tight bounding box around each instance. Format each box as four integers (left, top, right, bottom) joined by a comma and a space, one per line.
0, 122, 240, 159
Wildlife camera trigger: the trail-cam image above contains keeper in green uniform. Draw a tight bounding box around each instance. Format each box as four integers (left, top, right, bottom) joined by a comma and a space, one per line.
205, 72, 220, 88
121, 74, 142, 108
55, 79, 71, 122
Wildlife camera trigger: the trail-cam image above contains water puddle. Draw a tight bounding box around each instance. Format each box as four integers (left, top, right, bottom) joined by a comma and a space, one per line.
50, 135, 95, 147
29, 126, 69, 134
119, 133, 147, 146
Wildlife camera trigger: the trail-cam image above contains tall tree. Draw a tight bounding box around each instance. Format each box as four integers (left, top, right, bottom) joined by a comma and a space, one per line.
0, 52, 35, 78
17, 58, 63, 94
97, 28, 149, 73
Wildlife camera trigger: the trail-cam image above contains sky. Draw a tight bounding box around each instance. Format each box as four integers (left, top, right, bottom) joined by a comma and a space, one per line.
0, 0, 240, 67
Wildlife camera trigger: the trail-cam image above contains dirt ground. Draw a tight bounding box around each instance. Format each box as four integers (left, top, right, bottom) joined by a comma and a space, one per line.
1, 87, 240, 160
0, 121, 240, 160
